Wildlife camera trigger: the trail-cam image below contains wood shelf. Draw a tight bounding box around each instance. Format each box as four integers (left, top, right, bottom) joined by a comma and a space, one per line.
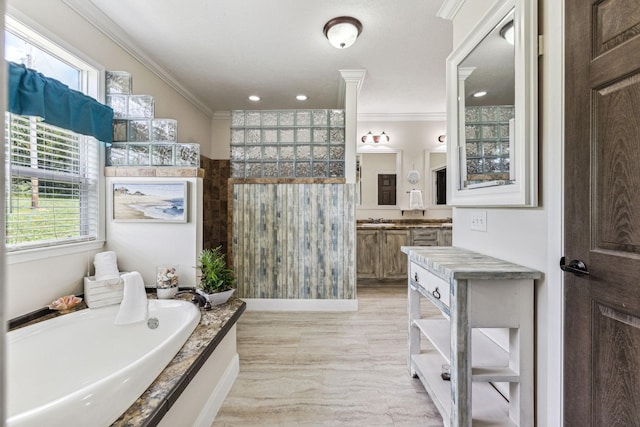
411, 352, 515, 427
412, 318, 518, 382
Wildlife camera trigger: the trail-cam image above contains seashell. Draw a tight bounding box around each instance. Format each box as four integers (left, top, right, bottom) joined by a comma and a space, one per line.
48, 295, 83, 313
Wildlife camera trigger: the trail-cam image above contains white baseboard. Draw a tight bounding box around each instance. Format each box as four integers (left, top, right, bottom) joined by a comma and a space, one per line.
193, 353, 239, 427
242, 298, 358, 311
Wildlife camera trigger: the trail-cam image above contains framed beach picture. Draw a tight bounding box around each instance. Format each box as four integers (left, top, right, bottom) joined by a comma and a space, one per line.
112, 182, 188, 222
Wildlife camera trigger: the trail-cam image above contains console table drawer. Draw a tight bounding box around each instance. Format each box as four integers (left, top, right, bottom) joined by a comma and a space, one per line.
410, 262, 450, 307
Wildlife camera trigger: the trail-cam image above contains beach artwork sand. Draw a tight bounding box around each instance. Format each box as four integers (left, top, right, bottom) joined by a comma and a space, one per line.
113, 182, 187, 222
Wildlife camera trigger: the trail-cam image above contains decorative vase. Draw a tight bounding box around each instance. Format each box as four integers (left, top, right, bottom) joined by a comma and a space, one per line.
196, 288, 235, 306
156, 265, 179, 299
156, 286, 178, 299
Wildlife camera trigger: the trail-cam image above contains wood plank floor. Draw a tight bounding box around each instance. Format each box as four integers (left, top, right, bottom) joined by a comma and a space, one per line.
212, 282, 444, 426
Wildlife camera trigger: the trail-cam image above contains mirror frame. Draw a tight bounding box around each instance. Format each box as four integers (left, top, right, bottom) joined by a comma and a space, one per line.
446, 0, 538, 206
356, 147, 403, 210
425, 150, 449, 210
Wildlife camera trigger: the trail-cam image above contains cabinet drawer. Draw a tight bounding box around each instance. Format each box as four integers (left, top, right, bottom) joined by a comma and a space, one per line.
411, 228, 438, 246
410, 262, 450, 307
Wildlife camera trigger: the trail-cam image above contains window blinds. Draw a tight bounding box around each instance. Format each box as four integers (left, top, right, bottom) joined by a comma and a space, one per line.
5, 114, 99, 249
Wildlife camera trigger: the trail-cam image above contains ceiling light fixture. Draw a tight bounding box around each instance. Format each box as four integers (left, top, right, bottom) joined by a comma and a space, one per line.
323, 16, 363, 49
473, 91, 487, 98
500, 20, 514, 45
361, 131, 389, 143
248, 95, 260, 101
296, 94, 308, 101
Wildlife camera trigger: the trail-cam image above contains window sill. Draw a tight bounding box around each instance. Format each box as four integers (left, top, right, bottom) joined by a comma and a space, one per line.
7, 240, 106, 265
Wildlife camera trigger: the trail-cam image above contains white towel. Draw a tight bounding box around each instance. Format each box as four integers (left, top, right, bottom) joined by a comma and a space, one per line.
114, 271, 148, 325
94, 251, 120, 281
409, 190, 424, 210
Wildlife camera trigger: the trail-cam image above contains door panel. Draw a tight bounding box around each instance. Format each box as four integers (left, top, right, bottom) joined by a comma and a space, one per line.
565, 0, 640, 425
593, 303, 640, 426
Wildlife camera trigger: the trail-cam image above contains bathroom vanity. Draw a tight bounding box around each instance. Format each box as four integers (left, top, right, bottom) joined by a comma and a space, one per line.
402, 246, 540, 426
356, 221, 452, 280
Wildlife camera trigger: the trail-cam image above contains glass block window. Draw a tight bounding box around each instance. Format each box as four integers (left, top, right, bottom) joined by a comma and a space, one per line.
230, 109, 345, 178
464, 105, 513, 183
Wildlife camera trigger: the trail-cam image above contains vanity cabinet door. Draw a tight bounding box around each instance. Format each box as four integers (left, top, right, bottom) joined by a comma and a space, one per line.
438, 229, 452, 246
381, 230, 410, 279
357, 230, 380, 279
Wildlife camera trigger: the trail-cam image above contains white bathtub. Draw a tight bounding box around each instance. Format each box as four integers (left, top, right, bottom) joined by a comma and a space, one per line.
7, 299, 201, 427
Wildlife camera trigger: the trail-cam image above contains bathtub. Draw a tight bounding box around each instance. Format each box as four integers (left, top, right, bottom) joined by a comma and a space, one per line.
7, 299, 201, 427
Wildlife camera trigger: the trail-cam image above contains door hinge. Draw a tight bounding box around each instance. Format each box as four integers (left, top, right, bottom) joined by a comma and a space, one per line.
538, 35, 544, 56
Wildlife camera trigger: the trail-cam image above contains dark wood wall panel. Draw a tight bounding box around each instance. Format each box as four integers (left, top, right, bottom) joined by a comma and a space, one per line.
232, 183, 356, 300
201, 156, 230, 252
595, 73, 640, 253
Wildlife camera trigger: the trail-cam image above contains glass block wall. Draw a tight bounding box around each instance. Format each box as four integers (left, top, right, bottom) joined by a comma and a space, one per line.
464, 105, 514, 178
230, 109, 346, 178
105, 71, 200, 167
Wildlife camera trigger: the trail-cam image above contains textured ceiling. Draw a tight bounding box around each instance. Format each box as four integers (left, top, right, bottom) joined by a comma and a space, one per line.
69, 0, 453, 118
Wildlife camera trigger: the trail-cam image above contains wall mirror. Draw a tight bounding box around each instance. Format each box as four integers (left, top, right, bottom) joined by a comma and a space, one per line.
446, 0, 537, 206
356, 148, 402, 209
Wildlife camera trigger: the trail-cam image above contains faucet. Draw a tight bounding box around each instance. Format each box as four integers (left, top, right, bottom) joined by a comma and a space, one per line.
175, 289, 212, 311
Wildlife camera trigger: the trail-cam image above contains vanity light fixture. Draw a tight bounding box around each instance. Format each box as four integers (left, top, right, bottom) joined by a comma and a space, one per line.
323, 16, 363, 49
500, 20, 515, 45
248, 95, 260, 101
361, 131, 390, 143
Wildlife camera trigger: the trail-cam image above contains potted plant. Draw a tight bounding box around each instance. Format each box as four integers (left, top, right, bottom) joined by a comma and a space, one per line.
196, 246, 235, 305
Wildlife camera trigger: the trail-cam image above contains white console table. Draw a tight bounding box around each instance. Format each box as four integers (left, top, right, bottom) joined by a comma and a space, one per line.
402, 246, 541, 427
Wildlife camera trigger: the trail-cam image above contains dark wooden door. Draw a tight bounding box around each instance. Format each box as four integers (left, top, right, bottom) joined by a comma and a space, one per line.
378, 174, 396, 205
564, 0, 640, 425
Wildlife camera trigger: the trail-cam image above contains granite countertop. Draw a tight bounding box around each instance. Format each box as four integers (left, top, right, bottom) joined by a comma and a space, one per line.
356, 219, 452, 230
401, 246, 542, 281
113, 295, 246, 426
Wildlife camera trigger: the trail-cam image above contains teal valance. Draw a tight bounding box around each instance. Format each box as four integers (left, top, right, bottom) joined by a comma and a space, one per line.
8, 61, 113, 143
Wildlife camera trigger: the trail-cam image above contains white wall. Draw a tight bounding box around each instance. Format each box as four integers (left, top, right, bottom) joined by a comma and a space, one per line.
356, 120, 452, 220
6, 0, 213, 318
106, 177, 203, 288
449, 0, 564, 425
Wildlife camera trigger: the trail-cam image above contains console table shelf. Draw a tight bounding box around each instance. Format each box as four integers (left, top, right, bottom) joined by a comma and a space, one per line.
402, 246, 541, 427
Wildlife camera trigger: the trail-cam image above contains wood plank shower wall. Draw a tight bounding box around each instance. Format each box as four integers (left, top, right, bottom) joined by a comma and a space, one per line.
232, 183, 356, 300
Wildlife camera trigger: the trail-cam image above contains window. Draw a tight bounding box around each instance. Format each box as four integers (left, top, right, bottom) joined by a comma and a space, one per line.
5, 17, 102, 251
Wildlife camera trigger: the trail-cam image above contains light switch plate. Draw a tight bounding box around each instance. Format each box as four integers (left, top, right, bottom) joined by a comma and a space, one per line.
470, 211, 487, 232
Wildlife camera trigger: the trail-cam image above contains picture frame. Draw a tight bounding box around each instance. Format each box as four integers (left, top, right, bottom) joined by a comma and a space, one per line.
112, 182, 188, 223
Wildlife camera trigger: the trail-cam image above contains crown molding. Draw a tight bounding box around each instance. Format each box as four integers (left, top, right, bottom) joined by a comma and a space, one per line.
212, 111, 232, 120
357, 112, 446, 122
62, 0, 214, 118
436, 0, 467, 20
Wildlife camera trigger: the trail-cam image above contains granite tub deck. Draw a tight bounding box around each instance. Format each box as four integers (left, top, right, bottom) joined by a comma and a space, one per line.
113, 295, 245, 426
9, 293, 245, 427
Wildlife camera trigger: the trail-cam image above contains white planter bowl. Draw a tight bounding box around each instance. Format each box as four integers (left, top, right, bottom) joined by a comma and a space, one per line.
196, 288, 235, 306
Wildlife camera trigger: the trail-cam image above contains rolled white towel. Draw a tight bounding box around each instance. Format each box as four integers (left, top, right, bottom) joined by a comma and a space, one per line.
94, 251, 119, 281
114, 271, 148, 325
409, 189, 424, 210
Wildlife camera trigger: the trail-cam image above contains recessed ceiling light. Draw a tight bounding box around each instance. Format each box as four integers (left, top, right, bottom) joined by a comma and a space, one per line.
249, 95, 260, 101
296, 94, 308, 101
473, 91, 487, 98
